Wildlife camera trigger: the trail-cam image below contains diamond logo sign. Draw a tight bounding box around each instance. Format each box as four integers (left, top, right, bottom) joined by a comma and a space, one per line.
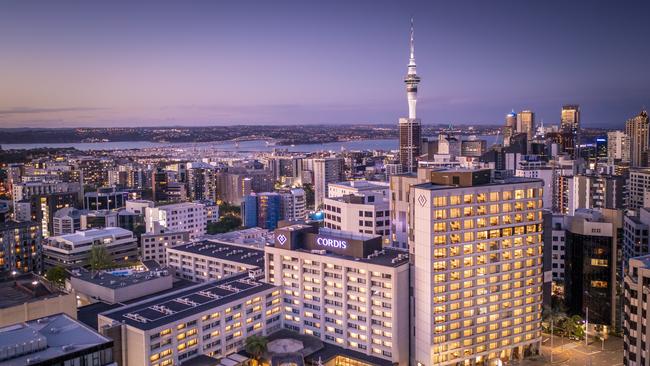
277, 234, 287, 246
417, 194, 428, 207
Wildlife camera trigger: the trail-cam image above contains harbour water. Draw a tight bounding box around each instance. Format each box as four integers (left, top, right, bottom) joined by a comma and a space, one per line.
2, 135, 498, 152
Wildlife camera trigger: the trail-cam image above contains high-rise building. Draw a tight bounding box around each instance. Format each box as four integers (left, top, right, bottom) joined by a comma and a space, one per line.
399, 19, 422, 173
0, 220, 41, 275
561, 104, 580, 132
624, 255, 650, 365
313, 158, 344, 209
279, 188, 307, 222
626, 109, 649, 168
242, 192, 282, 230
410, 169, 544, 365
627, 168, 650, 210
517, 110, 535, 140
564, 208, 622, 328
607, 130, 630, 162
503, 110, 517, 147
265, 224, 410, 364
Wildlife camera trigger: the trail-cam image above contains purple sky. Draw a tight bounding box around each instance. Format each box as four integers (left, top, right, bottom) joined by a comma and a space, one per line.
1, 0, 649, 128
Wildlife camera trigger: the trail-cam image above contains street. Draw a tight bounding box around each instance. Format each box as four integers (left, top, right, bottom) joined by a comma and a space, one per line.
520, 334, 623, 366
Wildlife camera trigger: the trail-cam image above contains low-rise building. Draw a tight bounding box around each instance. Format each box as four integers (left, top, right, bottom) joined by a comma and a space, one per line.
167, 240, 264, 282
69, 267, 174, 305
0, 273, 77, 327
0, 313, 115, 366
43, 227, 139, 269
145, 202, 207, 239
98, 272, 282, 365
141, 231, 191, 265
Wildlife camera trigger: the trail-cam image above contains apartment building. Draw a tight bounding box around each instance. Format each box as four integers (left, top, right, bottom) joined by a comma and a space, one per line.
141, 231, 190, 265
145, 202, 207, 239
265, 224, 410, 365
624, 256, 650, 366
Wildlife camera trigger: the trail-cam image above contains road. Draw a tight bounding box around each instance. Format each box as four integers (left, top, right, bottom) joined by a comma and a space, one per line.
519, 334, 623, 366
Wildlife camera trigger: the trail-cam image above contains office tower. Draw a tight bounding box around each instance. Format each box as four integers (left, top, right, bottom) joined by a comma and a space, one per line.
517, 110, 535, 140
279, 188, 307, 222
627, 168, 650, 210
145, 202, 207, 239
0, 220, 41, 275
411, 169, 544, 365
623, 208, 650, 275
503, 110, 517, 147
323, 190, 390, 239
98, 273, 282, 365
43, 227, 139, 269
167, 240, 264, 282
596, 137, 608, 158
242, 192, 282, 230
461, 138, 487, 157
313, 157, 344, 209
624, 255, 650, 365
564, 208, 622, 329
399, 19, 422, 173
626, 109, 649, 167
152, 168, 170, 202
608, 130, 630, 162
544, 213, 567, 284
265, 224, 410, 364
561, 104, 580, 132
84, 187, 128, 210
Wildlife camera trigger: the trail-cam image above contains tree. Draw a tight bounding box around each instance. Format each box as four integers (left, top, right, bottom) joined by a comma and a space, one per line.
207, 215, 242, 234
302, 183, 315, 209
88, 244, 112, 270
244, 335, 268, 364
46, 266, 68, 285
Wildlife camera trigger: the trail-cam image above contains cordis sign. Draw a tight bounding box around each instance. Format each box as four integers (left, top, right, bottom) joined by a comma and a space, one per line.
316, 237, 348, 249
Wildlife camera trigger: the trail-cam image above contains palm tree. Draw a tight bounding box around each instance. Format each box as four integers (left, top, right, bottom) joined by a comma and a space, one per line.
245, 335, 268, 365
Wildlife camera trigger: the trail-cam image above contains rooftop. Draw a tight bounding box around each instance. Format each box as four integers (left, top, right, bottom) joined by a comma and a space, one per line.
0, 313, 112, 366
100, 272, 277, 330
328, 180, 388, 190
48, 227, 133, 242
0, 274, 63, 309
414, 175, 541, 191
69, 267, 173, 290
168, 240, 265, 267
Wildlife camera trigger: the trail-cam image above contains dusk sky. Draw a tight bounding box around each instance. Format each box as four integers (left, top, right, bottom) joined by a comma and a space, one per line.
1, 0, 649, 128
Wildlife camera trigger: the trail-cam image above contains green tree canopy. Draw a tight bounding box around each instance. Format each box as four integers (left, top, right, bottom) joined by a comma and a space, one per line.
244, 335, 268, 362
88, 244, 112, 270
46, 266, 69, 285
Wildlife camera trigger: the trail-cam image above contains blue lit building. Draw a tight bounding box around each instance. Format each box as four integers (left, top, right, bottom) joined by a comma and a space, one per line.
242, 192, 282, 230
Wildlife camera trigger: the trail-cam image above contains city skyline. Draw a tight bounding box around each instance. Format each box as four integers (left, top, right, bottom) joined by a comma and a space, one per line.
1, 0, 649, 128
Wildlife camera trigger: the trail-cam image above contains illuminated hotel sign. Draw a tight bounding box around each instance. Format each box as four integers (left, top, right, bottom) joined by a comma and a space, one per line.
316, 237, 347, 249
273, 225, 381, 258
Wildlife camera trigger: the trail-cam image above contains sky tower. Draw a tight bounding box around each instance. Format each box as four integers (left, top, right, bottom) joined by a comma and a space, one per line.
399, 18, 422, 173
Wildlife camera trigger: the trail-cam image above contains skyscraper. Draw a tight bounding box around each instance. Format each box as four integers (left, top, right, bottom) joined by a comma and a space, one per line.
503, 110, 517, 147
411, 169, 544, 365
560, 104, 580, 132
517, 110, 535, 140
607, 130, 630, 162
399, 19, 422, 173
625, 109, 649, 167
313, 157, 344, 209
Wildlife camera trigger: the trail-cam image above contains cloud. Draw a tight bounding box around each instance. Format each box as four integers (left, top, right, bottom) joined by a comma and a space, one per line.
0, 107, 107, 115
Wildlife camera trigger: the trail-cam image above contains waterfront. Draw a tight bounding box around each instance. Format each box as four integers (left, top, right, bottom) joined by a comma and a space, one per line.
2, 135, 498, 152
